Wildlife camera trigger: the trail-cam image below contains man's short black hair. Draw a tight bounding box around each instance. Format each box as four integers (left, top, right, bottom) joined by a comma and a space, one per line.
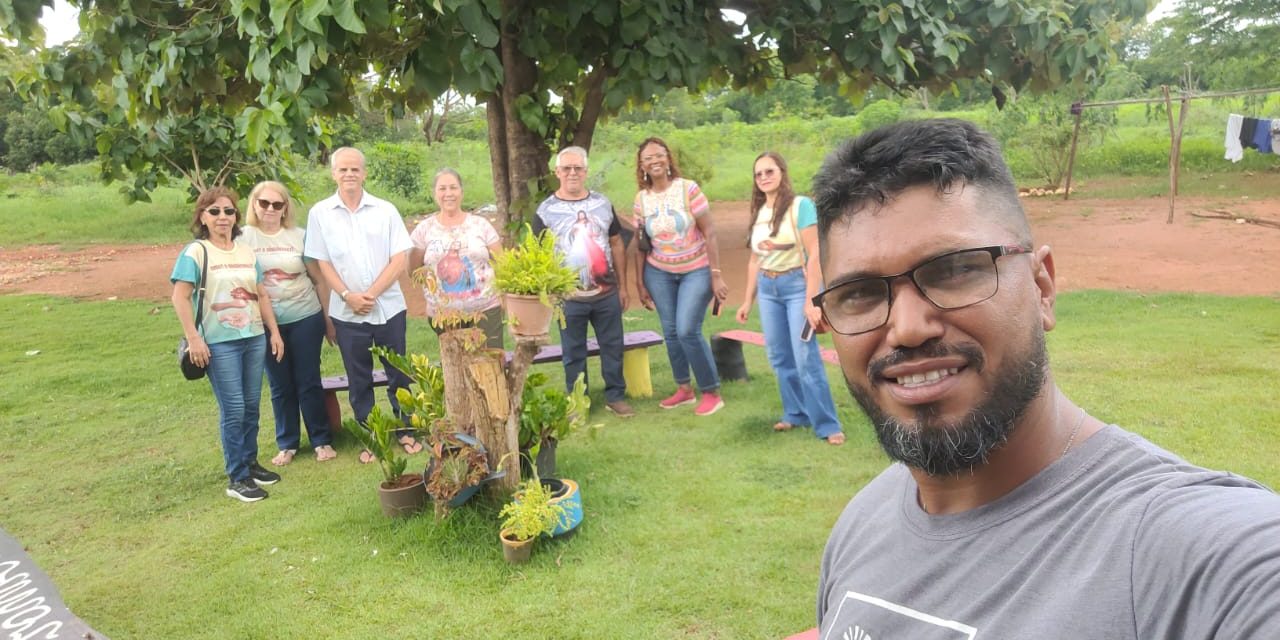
813, 118, 1030, 244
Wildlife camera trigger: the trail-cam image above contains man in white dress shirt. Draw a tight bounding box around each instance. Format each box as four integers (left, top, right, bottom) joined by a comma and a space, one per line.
304, 147, 416, 449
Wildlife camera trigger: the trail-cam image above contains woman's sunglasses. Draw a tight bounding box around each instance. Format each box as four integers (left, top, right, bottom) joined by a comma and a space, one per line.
256, 199, 287, 211
205, 207, 238, 216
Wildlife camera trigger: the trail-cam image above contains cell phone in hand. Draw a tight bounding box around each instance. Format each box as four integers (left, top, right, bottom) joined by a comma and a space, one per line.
712, 298, 722, 317
800, 322, 814, 342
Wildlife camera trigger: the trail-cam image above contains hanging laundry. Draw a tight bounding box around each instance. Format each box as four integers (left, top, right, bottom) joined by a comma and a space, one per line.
1240, 117, 1259, 149
1272, 120, 1280, 156
1225, 113, 1245, 162
1252, 119, 1272, 154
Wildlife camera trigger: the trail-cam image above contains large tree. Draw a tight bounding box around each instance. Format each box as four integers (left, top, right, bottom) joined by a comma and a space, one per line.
0, 0, 1149, 224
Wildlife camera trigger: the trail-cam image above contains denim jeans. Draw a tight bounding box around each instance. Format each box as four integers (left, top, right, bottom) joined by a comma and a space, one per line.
332, 310, 412, 429
559, 291, 626, 403
265, 311, 331, 450
207, 334, 267, 482
755, 269, 841, 438
644, 264, 720, 392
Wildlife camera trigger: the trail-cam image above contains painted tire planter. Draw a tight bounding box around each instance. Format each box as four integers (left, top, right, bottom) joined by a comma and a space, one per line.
377, 474, 427, 518
543, 478, 582, 537
504, 294, 554, 336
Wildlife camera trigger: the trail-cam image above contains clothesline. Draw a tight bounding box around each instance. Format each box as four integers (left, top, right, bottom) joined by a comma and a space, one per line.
1074, 86, 1280, 109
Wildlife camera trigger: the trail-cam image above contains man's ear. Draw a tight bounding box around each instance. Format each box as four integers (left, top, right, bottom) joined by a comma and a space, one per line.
1034, 245, 1057, 331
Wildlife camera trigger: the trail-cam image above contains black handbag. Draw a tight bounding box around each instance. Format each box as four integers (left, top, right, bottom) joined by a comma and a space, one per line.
178, 242, 209, 380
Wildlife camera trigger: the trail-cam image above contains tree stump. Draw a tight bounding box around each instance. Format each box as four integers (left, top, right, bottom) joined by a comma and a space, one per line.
438, 327, 515, 491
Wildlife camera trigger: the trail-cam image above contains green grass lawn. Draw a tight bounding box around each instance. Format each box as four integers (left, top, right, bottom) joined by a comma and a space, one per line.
1, 290, 1277, 638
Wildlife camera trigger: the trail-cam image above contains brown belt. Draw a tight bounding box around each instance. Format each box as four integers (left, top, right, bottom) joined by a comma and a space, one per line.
760, 267, 803, 279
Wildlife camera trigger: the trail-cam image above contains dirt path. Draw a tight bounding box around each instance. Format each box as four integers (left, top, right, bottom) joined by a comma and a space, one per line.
2, 194, 1278, 310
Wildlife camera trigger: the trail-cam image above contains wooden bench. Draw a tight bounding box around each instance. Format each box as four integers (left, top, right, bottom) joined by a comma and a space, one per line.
322, 330, 665, 426
711, 329, 840, 383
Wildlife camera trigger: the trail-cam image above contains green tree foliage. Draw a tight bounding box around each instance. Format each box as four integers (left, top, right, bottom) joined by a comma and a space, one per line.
0, 0, 1148, 226
1128, 0, 1280, 92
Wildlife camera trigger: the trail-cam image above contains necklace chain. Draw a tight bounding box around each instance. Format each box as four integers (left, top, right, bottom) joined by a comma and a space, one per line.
1060, 407, 1087, 458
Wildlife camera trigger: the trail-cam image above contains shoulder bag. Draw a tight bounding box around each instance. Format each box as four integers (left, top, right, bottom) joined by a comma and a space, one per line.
177, 241, 209, 380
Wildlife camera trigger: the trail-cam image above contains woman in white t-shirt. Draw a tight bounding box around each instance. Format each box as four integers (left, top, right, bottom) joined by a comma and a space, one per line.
242, 181, 338, 465
170, 187, 286, 502
409, 168, 505, 348
734, 152, 844, 445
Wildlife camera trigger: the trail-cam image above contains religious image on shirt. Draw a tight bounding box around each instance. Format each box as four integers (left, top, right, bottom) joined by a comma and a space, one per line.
824, 591, 977, 640
209, 286, 258, 330
435, 240, 479, 296
261, 267, 305, 299
567, 210, 610, 292
646, 198, 690, 248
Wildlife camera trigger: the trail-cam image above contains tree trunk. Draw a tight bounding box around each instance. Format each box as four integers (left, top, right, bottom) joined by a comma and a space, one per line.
486, 2, 552, 242
563, 64, 610, 151
437, 328, 515, 491
502, 333, 548, 492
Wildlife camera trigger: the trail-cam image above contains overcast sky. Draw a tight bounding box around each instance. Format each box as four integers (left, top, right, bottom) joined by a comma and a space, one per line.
40, 0, 1183, 47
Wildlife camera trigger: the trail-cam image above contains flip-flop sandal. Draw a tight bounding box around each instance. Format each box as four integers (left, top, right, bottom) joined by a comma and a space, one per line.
358, 449, 376, 464
271, 449, 297, 466
773, 421, 796, 432
399, 436, 423, 455
314, 445, 337, 462
825, 433, 847, 446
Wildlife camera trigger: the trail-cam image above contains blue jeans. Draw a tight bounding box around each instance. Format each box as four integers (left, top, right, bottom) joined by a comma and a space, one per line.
207, 335, 267, 482
265, 311, 331, 450
559, 291, 627, 403
756, 270, 841, 438
644, 264, 720, 392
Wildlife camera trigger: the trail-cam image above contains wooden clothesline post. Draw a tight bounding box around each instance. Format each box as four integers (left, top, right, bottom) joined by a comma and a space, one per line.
1060, 84, 1280, 223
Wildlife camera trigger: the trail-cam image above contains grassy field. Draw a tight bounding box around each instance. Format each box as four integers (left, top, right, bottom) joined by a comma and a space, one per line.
3, 99, 1279, 247
0, 290, 1277, 639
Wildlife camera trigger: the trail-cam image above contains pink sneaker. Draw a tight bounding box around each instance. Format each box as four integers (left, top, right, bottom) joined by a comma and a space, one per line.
694, 392, 725, 416
659, 386, 696, 409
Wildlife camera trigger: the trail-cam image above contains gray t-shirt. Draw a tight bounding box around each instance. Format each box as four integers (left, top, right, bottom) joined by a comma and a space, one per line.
817, 425, 1280, 639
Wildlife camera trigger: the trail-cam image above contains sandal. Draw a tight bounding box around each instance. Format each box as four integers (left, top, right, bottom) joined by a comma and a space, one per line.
399, 435, 423, 455
358, 449, 376, 464
270, 449, 297, 466
825, 433, 847, 446
773, 421, 796, 432
314, 445, 337, 462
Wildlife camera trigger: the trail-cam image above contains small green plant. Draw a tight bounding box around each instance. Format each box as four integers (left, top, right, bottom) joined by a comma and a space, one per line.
374, 346, 446, 433
492, 224, 579, 304
499, 471, 569, 543
519, 372, 592, 455
342, 406, 409, 486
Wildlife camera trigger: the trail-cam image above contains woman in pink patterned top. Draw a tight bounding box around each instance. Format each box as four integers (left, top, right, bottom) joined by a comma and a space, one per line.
632, 137, 729, 417
410, 168, 505, 348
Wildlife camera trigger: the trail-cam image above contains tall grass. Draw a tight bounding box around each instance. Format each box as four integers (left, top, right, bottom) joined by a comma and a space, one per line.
0, 290, 1276, 638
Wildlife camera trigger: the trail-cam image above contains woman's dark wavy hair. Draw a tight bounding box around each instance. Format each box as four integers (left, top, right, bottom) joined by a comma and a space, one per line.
188, 186, 243, 240
749, 151, 796, 245
812, 119, 1028, 242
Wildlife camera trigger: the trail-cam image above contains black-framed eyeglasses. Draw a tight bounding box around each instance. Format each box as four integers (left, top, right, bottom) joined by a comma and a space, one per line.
205, 207, 238, 216
256, 198, 286, 211
811, 244, 1032, 336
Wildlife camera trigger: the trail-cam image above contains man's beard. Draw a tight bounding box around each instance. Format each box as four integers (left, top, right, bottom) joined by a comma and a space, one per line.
845, 327, 1048, 477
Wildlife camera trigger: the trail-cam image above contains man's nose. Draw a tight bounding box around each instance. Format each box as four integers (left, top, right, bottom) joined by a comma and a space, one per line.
884, 278, 945, 349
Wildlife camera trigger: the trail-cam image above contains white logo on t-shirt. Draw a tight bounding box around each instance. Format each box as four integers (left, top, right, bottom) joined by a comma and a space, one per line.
825, 591, 977, 640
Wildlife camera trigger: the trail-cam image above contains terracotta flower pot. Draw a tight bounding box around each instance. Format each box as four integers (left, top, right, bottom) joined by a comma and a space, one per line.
504, 293, 554, 336
377, 474, 427, 518
500, 528, 534, 564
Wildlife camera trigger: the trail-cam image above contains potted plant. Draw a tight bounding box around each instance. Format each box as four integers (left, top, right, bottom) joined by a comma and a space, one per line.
498, 469, 570, 564
424, 429, 502, 519
518, 372, 592, 479
344, 406, 426, 518
492, 224, 579, 336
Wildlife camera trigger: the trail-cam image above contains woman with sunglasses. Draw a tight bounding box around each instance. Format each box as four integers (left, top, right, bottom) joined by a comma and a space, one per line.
632, 137, 728, 416
734, 152, 845, 445
409, 168, 505, 348
242, 181, 338, 466
171, 187, 287, 502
